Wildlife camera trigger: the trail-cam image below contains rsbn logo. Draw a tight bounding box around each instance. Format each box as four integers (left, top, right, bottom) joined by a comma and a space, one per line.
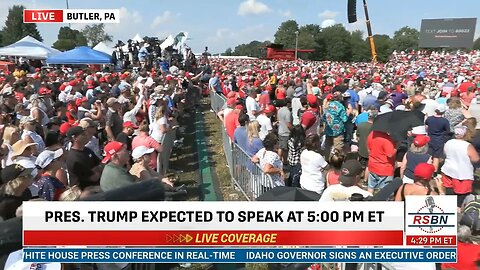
407, 196, 455, 233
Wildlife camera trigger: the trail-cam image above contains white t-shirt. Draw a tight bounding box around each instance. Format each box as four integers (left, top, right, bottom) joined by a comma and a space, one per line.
256, 114, 272, 140
245, 96, 259, 120
300, 149, 328, 195
291, 97, 302, 125
256, 148, 284, 188
319, 184, 372, 201
149, 116, 169, 143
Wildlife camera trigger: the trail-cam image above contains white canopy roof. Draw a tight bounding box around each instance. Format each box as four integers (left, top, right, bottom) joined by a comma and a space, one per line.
0, 36, 60, 59
132, 34, 144, 43
93, 42, 114, 56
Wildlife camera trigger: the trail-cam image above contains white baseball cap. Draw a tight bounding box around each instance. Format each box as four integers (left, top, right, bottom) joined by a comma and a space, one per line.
132, 146, 155, 160
35, 148, 64, 169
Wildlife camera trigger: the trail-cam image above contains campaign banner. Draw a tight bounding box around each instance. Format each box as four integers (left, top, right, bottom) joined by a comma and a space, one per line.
22, 248, 457, 263
23, 9, 120, 23
23, 201, 404, 247
419, 18, 477, 48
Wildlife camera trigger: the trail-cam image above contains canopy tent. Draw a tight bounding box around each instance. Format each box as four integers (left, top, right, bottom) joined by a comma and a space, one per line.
46, 46, 112, 65
0, 36, 60, 59
132, 34, 144, 43
93, 42, 114, 56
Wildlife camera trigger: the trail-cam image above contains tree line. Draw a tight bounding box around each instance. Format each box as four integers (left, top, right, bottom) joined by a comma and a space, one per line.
0, 5, 113, 52
225, 19, 480, 62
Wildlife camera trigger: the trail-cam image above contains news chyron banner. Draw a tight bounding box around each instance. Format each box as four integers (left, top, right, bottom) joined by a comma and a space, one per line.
22, 198, 457, 264
23, 9, 120, 24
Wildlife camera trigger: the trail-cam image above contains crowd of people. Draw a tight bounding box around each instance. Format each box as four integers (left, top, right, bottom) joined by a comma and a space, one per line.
0, 47, 480, 269
213, 50, 480, 269
0, 60, 205, 222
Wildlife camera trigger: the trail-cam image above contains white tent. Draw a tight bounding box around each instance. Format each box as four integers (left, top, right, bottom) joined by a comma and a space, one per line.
132, 34, 144, 43
93, 42, 114, 56
0, 36, 60, 59
160, 35, 175, 50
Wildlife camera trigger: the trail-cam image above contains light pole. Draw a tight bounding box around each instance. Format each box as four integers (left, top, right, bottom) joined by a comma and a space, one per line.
66, 0, 71, 28
295, 31, 299, 60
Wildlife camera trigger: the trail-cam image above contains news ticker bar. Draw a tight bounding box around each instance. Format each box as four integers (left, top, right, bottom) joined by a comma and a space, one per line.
23, 9, 119, 23
23, 230, 404, 246
22, 248, 457, 263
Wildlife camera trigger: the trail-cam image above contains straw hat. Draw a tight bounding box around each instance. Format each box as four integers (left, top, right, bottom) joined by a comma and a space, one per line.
11, 140, 37, 158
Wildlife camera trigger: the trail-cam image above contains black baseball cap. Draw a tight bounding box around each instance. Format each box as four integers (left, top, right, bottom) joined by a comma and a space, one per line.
1, 164, 33, 183
66, 126, 85, 139
339, 160, 363, 187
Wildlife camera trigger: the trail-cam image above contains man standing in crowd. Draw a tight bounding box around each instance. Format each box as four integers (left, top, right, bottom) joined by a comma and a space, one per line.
105, 97, 123, 141
245, 88, 260, 120
323, 93, 348, 158
367, 130, 396, 194
100, 141, 133, 191
277, 98, 292, 164
65, 126, 102, 189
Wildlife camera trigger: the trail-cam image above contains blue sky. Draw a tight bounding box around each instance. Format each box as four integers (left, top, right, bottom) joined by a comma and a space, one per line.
1, 0, 479, 54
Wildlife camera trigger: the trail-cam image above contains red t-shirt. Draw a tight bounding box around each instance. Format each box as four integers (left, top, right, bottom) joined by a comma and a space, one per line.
258, 93, 270, 109
327, 170, 340, 186
300, 108, 318, 130
276, 88, 286, 100
367, 131, 396, 176
442, 242, 480, 270
66, 103, 77, 124
459, 81, 476, 93
224, 111, 240, 140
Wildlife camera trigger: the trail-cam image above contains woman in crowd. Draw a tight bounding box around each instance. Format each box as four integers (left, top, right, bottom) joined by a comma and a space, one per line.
395, 163, 437, 201
326, 149, 345, 186
399, 135, 433, 183
150, 105, 172, 144
441, 125, 480, 209
33, 149, 67, 201
300, 134, 328, 195
1, 125, 20, 168
444, 97, 466, 132
129, 145, 175, 187
20, 117, 45, 154
286, 125, 305, 187
246, 120, 263, 158
251, 133, 284, 188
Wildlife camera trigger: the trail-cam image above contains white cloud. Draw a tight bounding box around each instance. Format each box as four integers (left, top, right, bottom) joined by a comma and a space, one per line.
151, 10, 174, 29
278, 10, 292, 18
321, 19, 336, 28
238, 0, 272, 16
319, 10, 339, 19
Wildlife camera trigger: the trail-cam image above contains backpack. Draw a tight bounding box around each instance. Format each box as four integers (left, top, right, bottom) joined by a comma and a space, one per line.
461, 199, 480, 233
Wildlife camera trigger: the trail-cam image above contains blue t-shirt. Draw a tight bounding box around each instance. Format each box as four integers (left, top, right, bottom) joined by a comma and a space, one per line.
425, 116, 450, 146
246, 137, 264, 158
234, 126, 248, 151
346, 89, 359, 108
355, 112, 369, 126
209, 76, 222, 93
362, 95, 379, 110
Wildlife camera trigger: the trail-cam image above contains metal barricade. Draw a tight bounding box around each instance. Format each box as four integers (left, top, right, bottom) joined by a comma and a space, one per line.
157, 129, 176, 176
221, 127, 234, 178
231, 143, 275, 201
210, 91, 226, 113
